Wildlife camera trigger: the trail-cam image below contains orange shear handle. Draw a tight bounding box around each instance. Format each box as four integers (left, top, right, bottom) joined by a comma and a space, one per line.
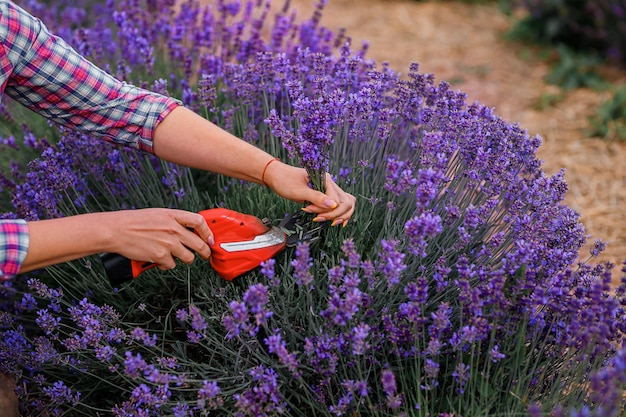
102, 208, 286, 286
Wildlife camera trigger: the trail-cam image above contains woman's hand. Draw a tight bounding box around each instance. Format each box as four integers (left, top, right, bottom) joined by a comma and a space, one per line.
104, 208, 214, 270
22, 208, 214, 273
153, 108, 356, 227
263, 161, 356, 227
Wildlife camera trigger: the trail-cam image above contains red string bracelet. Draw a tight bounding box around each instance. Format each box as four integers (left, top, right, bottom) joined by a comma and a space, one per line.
261, 157, 280, 187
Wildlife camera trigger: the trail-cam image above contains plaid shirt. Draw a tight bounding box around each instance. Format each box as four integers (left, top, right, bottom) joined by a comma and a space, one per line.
0, 0, 181, 279
0, 220, 28, 280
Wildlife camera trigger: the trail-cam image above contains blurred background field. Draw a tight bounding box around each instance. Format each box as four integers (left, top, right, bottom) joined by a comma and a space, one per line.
272, 0, 626, 277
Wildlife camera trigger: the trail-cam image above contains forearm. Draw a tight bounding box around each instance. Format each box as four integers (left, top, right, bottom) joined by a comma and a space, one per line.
152, 106, 356, 224
2, 0, 180, 153
21, 208, 213, 275
152, 106, 275, 183
21, 213, 113, 273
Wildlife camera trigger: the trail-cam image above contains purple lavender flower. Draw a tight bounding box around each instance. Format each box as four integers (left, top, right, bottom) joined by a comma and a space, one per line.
175, 308, 189, 322
377, 239, 406, 288
130, 327, 157, 347
264, 331, 299, 374
35, 309, 61, 336
303, 332, 343, 379
452, 362, 470, 394
233, 365, 287, 416
172, 402, 191, 417
381, 369, 397, 398
224, 284, 273, 339
341, 239, 361, 270
43, 380, 80, 406
260, 258, 279, 287
124, 351, 148, 380
188, 304, 208, 333
291, 242, 314, 287
421, 359, 441, 392
27, 278, 63, 300
95, 345, 116, 362
223, 300, 249, 339
489, 345, 506, 363
197, 380, 223, 410
265, 49, 348, 191
230, 299, 248, 323
321, 264, 363, 326
243, 283, 273, 327
381, 369, 403, 410
590, 239, 607, 257
127, 383, 167, 411
385, 156, 418, 195
350, 323, 370, 355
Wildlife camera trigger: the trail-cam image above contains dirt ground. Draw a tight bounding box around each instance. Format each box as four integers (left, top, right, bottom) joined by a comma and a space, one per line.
285, 0, 626, 282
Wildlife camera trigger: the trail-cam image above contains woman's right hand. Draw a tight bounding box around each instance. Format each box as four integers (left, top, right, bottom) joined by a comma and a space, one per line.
22, 208, 214, 273
104, 208, 214, 270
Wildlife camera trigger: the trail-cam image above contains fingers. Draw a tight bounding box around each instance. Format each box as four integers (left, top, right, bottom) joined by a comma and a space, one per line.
302, 173, 356, 227
173, 210, 215, 248
304, 197, 356, 227
168, 210, 213, 262
264, 164, 355, 220
113, 208, 215, 272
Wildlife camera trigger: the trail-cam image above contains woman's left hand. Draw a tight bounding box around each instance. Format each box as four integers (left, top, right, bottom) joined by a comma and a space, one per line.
263, 162, 356, 227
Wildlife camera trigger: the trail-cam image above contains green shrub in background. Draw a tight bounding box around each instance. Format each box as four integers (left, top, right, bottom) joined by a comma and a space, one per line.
588, 85, 626, 140
512, 0, 626, 66
504, 1, 626, 140
544, 45, 608, 90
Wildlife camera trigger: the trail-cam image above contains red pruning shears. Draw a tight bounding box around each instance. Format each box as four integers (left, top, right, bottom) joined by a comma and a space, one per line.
101, 208, 322, 286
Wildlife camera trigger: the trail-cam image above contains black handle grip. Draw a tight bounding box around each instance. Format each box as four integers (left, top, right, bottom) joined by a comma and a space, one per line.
100, 253, 134, 287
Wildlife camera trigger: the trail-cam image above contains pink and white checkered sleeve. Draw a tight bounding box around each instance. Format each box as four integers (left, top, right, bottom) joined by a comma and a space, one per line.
0, 0, 180, 154
0, 219, 29, 281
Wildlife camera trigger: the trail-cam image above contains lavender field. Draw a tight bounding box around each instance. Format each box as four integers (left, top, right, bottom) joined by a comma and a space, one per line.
1, 0, 625, 416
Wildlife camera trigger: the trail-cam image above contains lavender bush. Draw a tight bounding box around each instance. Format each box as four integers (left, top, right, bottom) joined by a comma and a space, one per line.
1, 0, 626, 416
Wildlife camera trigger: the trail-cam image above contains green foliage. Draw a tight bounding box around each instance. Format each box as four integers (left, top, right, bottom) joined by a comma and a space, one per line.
509, 0, 626, 65
587, 85, 626, 140
545, 45, 607, 90
535, 91, 565, 110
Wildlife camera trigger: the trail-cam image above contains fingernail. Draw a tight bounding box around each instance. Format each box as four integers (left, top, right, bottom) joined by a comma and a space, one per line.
342, 220, 349, 228
301, 207, 313, 213
312, 216, 326, 223
208, 236, 215, 246
324, 198, 338, 209
331, 218, 343, 227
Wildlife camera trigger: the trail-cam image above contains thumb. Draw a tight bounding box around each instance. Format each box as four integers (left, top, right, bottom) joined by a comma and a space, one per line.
304, 190, 338, 212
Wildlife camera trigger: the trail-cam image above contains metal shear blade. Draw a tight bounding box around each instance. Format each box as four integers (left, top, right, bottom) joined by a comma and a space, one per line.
278, 210, 324, 247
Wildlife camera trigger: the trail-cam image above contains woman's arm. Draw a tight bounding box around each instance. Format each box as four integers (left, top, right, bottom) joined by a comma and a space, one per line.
20, 209, 214, 273
0, 1, 355, 279
3, 1, 354, 224
2, 0, 180, 153
153, 106, 356, 225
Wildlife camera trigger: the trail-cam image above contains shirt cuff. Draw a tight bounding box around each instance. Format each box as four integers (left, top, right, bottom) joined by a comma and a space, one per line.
0, 219, 30, 281
138, 97, 181, 154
